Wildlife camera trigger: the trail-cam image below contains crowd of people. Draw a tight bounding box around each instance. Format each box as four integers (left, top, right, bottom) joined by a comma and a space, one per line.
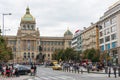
0, 64, 19, 77
0, 63, 37, 78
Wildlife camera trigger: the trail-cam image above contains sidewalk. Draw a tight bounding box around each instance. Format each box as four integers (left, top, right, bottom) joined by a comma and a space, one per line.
0, 75, 30, 80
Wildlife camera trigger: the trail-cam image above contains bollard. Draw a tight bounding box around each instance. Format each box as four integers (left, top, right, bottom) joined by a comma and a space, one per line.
81, 69, 83, 74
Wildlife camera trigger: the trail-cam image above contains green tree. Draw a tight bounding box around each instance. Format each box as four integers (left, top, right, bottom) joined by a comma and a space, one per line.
52, 48, 81, 62
82, 48, 100, 62
0, 36, 13, 62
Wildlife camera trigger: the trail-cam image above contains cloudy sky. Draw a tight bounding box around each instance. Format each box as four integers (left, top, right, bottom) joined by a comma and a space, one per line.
0, 0, 119, 37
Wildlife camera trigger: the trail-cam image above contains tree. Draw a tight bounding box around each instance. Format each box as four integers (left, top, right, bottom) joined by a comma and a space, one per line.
0, 36, 13, 62
82, 48, 100, 62
52, 48, 81, 62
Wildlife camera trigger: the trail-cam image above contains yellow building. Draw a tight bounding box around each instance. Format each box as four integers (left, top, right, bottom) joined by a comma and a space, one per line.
81, 23, 99, 51
6, 7, 73, 63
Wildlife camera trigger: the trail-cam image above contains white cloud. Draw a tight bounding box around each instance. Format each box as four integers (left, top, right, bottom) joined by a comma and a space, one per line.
0, 0, 118, 36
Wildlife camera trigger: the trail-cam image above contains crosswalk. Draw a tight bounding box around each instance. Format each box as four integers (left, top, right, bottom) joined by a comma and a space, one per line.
24, 75, 76, 80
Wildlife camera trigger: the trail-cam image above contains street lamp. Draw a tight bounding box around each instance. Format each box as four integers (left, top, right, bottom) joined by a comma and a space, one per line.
2, 13, 12, 36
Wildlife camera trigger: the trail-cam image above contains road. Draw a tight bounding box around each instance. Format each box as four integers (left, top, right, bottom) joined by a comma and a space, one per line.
26, 66, 120, 80
1, 66, 120, 80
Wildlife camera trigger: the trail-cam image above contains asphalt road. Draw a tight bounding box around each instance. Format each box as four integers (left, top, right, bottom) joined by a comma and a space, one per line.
1, 66, 120, 80
26, 66, 120, 80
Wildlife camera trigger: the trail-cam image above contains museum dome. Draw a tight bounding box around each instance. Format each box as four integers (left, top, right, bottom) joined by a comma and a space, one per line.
21, 7, 35, 23
64, 29, 73, 36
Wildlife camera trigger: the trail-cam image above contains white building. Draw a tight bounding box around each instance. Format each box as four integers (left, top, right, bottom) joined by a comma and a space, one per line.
71, 29, 82, 51
98, 1, 120, 64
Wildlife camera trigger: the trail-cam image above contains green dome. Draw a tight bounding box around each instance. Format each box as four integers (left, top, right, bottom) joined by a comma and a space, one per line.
21, 7, 35, 23
64, 29, 73, 35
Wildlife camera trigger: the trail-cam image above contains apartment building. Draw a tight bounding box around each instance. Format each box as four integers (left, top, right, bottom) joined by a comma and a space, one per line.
97, 1, 120, 64
81, 24, 99, 51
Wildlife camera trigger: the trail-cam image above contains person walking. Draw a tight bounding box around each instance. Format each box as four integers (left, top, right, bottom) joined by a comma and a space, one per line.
118, 66, 120, 77
33, 64, 37, 76
15, 68, 19, 77
113, 66, 117, 78
105, 66, 108, 74
108, 67, 111, 77
31, 65, 34, 76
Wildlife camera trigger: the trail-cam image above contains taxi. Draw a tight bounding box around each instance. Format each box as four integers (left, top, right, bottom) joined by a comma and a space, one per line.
52, 64, 62, 70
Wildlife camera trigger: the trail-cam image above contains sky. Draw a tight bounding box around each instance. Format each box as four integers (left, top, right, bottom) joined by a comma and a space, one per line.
0, 0, 119, 37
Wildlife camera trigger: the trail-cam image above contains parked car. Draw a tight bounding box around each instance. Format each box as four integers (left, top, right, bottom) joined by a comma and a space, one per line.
52, 64, 62, 70
14, 65, 31, 75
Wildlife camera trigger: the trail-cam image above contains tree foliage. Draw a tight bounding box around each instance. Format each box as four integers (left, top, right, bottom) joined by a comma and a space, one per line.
0, 36, 13, 62
52, 48, 82, 62
82, 48, 100, 62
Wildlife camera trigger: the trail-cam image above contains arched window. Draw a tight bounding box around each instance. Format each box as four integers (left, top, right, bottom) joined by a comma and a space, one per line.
28, 52, 30, 58
23, 25, 26, 30
24, 52, 26, 59
28, 25, 30, 29
31, 25, 34, 30
32, 53, 34, 59
48, 54, 50, 57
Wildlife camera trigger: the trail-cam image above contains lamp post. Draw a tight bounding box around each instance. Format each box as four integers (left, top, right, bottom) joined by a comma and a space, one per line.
2, 13, 12, 36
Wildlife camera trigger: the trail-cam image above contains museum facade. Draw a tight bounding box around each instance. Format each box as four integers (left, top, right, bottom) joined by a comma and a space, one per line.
6, 7, 73, 63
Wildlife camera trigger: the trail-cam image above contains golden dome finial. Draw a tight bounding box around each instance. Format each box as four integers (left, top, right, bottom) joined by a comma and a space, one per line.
26, 6, 30, 14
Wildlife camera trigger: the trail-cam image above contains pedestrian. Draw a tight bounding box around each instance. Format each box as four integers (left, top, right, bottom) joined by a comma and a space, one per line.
118, 66, 120, 77
113, 66, 117, 78
2, 65, 6, 78
108, 67, 111, 77
87, 64, 90, 73
31, 65, 34, 76
105, 66, 108, 74
15, 68, 19, 77
6, 66, 10, 77
33, 64, 37, 76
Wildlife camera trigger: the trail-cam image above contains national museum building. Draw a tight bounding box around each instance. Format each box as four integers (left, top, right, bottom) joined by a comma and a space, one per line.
6, 7, 73, 63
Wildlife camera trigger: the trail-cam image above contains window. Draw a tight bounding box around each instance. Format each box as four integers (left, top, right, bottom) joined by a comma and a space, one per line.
32, 53, 34, 59
48, 48, 50, 51
27, 25, 30, 29
23, 25, 26, 30
111, 26, 116, 32
24, 53, 26, 58
105, 36, 110, 42
111, 17, 116, 24
28, 52, 30, 58
100, 31, 103, 37
105, 43, 110, 50
112, 42, 117, 48
104, 28, 110, 35
100, 45, 104, 51
106, 28, 110, 34
100, 38, 104, 44
99, 25, 102, 30
48, 54, 50, 57
31, 25, 34, 30
111, 34, 116, 40
44, 47, 46, 51
104, 20, 110, 27
13, 46, 16, 51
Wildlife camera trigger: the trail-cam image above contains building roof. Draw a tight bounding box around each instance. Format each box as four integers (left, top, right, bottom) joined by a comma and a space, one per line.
21, 7, 35, 23
64, 29, 73, 35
